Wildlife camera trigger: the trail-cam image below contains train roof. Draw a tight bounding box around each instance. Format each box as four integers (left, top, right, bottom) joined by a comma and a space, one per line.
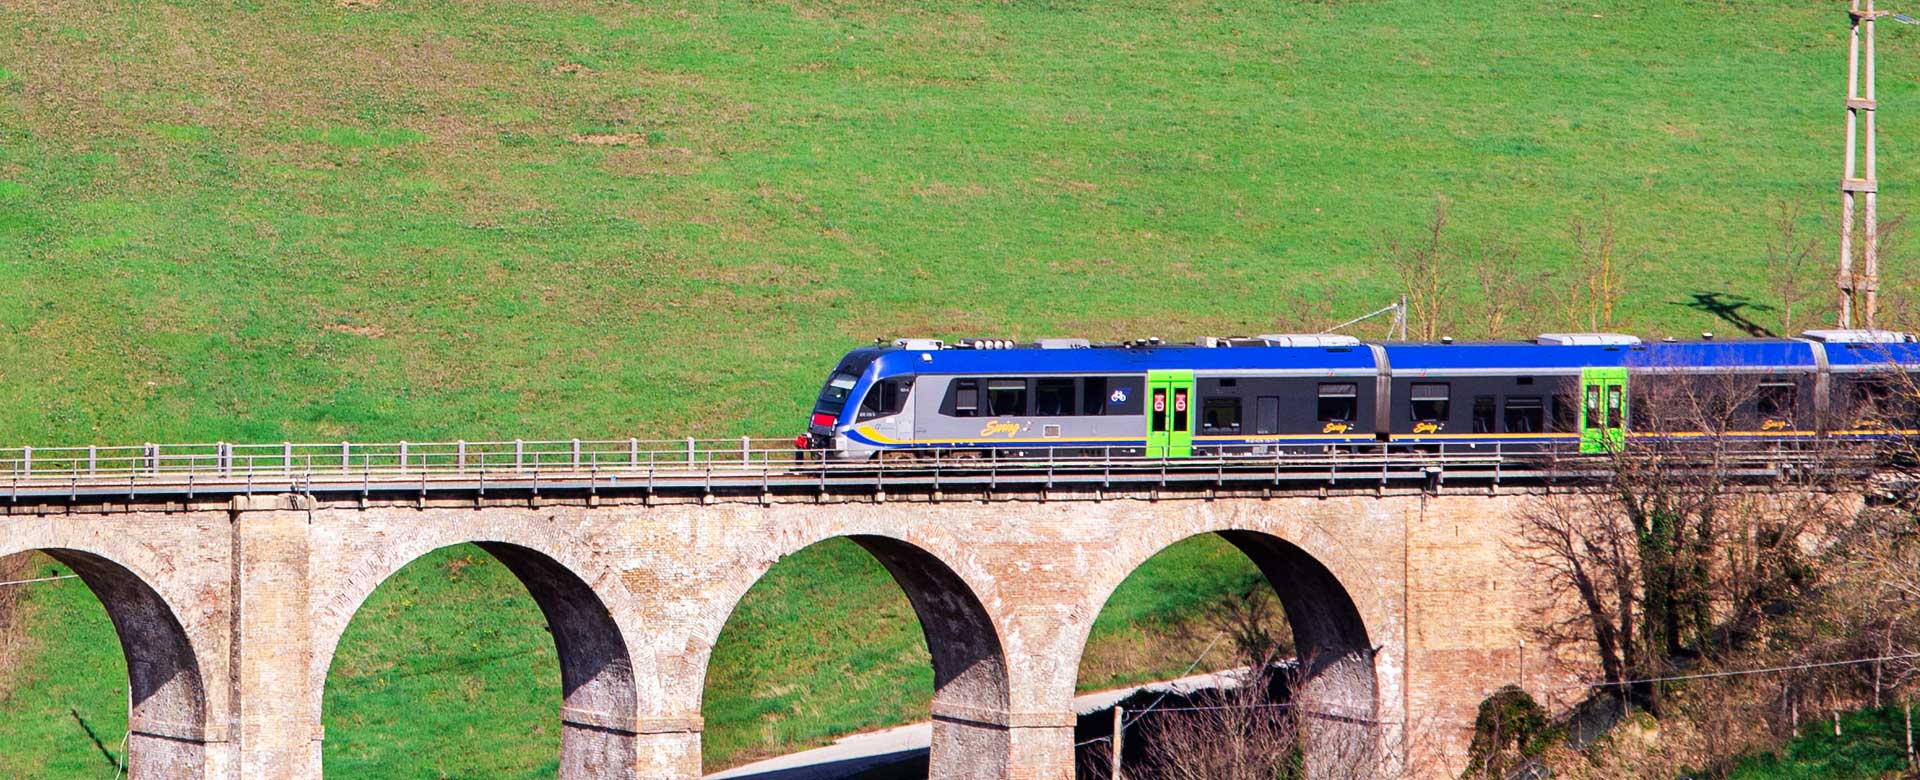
846, 330, 1920, 379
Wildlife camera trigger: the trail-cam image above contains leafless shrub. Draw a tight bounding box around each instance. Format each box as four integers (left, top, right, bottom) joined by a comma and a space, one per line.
1569, 197, 1630, 331
1128, 666, 1420, 780
1515, 371, 1866, 720
1382, 198, 1454, 340
1766, 201, 1824, 335
1467, 239, 1532, 340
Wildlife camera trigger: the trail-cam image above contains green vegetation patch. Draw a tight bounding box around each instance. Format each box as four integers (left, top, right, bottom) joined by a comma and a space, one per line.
322, 546, 561, 780
1728, 706, 1915, 780
292, 125, 428, 149
0, 558, 129, 780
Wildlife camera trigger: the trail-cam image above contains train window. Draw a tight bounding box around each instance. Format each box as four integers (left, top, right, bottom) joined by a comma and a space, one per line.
1083, 377, 1109, 416
1256, 396, 1281, 435
820, 372, 859, 404
1850, 378, 1893, 415
1504, 397, 1544, 433
949, 379, 981, 417
858, 378, 912, 420
1410, 383, 1450, 422
1172, 388, 1190, 432
1317, 384, 1357, 423
986, 379, 1028, 416
1201, 398, 1242, 434
1756, 383, 1796, 420
1034, 378, 1077, 416
1606, 386, 1623, 429
1551, 395, 1577, 432
1472, 395, 1496, 433
1104, 377, 1144, 415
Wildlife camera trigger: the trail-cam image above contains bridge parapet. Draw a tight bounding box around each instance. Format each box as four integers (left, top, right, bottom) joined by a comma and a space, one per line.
0, 437, 1857, 511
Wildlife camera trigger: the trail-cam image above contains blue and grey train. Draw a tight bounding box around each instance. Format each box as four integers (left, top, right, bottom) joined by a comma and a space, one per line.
795, 330, 1920, 460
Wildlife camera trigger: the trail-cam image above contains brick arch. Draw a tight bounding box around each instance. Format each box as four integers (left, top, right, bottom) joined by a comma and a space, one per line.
316, 539, 638, 780
1073, 524, 1382, 774
701, 532, 1012, 780
5, 546, 212, 779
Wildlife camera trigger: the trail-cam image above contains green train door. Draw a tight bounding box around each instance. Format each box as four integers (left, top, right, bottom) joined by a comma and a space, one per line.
1146, 370, 1195, 458
1579, 367, 1628, 453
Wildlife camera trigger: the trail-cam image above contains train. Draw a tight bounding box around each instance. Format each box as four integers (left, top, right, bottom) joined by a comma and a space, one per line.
795, 330, 1920, 461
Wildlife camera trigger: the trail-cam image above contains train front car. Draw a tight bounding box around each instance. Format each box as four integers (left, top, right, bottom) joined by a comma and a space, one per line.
798, 340, 934, 461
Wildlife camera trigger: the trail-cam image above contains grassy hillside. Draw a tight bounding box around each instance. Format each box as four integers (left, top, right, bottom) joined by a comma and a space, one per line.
2, 0, 1910, 775
0, 0, 1905, 448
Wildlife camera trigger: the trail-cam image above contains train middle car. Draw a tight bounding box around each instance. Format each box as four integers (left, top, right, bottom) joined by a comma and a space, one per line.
798, 331, 1920, 461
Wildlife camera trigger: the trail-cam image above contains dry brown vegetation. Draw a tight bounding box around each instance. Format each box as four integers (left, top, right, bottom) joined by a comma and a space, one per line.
1489, 369, 1920, 777
0, 553, 38, 698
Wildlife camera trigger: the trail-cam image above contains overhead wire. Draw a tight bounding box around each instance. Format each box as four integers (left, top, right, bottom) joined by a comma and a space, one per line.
1073, 631, 1228, 747
1572, 651, 1920, 690
0, 574, 77, 588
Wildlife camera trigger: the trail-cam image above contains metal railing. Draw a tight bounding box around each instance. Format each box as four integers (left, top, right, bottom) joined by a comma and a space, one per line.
0, 437, 1866, 502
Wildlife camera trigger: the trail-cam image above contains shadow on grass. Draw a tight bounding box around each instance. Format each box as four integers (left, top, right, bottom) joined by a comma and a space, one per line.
1676, 291, 1775, 337
67, 707, 122, 773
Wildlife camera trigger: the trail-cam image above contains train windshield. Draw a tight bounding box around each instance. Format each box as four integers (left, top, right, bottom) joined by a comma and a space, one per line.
817, 372, 860, 408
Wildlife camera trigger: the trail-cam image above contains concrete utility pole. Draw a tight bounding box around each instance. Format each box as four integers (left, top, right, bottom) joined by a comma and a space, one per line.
1841, 0, 1887, 329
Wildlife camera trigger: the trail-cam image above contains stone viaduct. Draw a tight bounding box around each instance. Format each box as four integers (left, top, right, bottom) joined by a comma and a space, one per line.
0, 489, 1590, 780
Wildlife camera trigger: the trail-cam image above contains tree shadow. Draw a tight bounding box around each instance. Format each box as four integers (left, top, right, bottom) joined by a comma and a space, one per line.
1674, 292, 1775, 337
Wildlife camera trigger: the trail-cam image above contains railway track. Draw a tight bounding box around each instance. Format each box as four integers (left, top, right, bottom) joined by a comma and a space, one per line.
0, 438, 1866, 504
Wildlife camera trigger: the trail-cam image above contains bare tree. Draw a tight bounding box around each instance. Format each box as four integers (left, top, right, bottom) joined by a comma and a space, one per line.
1467, 239, 1528, 339
1382, 198, 1454, 340
1570, 198, 1628, 331
1766, 201, 1822, 335
1516, 371, 1864, 717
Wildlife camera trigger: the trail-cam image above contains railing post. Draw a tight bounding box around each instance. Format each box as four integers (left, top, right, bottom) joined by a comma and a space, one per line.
283, 442, 293, 476
572, 438, 581, 470
629, 438, 639, 468
20, 446, 29, 477
87, 445, 97, 476
686, 436, 696, 468
146, 443, 158, 475
457, 440, 467, 474
398, 440, 409, 473
742, 435, 751, 467
515, 439, 524, 472
341, 442, 350, 475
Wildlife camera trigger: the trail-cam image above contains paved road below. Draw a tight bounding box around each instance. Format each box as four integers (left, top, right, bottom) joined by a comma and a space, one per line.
706, 671, 1240, 780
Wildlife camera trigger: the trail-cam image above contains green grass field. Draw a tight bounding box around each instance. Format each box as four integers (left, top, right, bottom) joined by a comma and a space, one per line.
4, 0, 1916, 775
1, 0, 1905, 448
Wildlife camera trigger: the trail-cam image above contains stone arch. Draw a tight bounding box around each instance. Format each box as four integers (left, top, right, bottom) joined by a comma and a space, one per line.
1076, 528, 1380, 775
13, 547, 211, 779
319, 541, 639, 779
704, 533, 1011, 780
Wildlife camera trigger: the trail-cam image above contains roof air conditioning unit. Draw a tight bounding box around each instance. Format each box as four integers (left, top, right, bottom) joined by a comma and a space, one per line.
1799, 329, 1917, 344
1253, 334, 1362, 348
1535, 333, 1643, 346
